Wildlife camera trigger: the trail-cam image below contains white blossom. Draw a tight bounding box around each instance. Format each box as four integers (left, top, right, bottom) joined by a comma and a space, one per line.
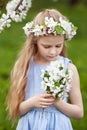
45, 17, 58, 28
59, 17, 72, 33
23, 16, 77, 40
6, 0, 32, 22
59, 17, 77, 40
41, 59, 73, 99
0, 0, 32, 33
23, 21, 33, 36
32, 25, 44, 36
0, 14, 11, 33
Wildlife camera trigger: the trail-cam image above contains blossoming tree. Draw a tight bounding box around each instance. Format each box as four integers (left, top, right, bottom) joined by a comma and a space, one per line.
0, 0, 32, 33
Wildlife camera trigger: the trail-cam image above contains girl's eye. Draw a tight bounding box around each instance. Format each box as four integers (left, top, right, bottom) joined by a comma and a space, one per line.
44, 46, 51, 48
56, 45, 61, 48
43, 44, 62, 48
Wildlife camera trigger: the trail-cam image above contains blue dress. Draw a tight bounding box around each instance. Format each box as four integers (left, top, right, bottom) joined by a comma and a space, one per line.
16, 56, 73, 130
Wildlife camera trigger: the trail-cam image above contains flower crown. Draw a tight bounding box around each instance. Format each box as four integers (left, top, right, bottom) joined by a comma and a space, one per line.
23, 17, 77, 40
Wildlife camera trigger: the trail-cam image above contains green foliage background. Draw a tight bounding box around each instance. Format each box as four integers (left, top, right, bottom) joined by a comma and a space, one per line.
0, 0, 87, 130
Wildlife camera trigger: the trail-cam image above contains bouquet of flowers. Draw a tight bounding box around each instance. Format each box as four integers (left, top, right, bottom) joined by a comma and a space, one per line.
41, 60, 73, 99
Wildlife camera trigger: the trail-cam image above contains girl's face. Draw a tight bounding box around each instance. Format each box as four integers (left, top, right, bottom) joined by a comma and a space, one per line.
36, 35, 64, 64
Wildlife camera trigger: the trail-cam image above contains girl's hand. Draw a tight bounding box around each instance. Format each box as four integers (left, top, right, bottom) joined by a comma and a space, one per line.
32, 93, 55, 108
18, 93, 55, 116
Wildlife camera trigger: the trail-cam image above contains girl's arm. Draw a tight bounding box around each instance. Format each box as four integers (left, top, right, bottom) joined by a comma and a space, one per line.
53, 63, 84, 120
18, 93, 55, 116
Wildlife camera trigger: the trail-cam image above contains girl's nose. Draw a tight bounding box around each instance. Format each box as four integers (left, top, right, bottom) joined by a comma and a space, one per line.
49, 48, 56, 55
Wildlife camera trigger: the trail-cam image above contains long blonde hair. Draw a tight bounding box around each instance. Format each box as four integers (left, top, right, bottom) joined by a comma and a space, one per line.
7, 9, 67, 120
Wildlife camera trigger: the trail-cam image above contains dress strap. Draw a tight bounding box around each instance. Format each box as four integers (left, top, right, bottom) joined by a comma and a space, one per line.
63, 57, 72, 70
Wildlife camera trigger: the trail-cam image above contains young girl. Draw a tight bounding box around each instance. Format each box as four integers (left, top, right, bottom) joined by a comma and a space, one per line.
7, 9, 83, 130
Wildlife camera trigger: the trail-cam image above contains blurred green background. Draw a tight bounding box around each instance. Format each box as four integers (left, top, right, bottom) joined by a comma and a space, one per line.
0, 0, 87, 129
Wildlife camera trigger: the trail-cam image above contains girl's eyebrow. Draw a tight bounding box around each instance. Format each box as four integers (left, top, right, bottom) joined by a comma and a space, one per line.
41, 44, 51, 46
56, 43, 63, 46
41, 42, 63, 46
40, 43, 51, 46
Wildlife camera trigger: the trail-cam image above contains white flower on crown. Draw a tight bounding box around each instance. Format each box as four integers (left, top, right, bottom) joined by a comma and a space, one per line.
45, 17, 58, 28
59, 17, 77, 40
23, 21, 33, 36
44, 17, 58, 35
23, 16, 77, 40
59, 17, 72, 33
32, 25, 44, 36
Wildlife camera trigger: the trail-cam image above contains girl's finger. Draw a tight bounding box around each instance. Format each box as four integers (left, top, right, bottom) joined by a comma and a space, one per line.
41, 98, 55, 103
42, 93, 53, 98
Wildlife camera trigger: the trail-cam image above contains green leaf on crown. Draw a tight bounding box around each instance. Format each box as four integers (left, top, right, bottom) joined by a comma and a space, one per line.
55, 25, 65, 35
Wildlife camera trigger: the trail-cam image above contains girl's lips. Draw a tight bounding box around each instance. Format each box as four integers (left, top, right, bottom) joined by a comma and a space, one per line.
47, 55, 57, 58
47, 56, 57, 60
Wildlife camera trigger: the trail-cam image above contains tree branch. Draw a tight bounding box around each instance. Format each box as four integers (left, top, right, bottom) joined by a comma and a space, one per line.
15, 0, 24, 11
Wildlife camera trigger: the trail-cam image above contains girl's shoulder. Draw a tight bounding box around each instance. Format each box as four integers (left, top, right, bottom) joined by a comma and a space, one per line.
63, 57, 78, 75
61, 56, 78, 72
68, 62, 78, 74
62, 56, 72, 63
60, 56, 72, 68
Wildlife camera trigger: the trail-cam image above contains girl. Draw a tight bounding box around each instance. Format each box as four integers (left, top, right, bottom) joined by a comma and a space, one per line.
7, 9, 84, 130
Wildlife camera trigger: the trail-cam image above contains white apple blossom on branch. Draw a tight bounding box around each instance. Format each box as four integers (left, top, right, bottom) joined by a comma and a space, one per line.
0, 0, 32, 33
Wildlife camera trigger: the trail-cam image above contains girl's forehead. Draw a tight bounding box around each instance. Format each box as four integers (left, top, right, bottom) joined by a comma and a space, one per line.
37, 35, 64, 43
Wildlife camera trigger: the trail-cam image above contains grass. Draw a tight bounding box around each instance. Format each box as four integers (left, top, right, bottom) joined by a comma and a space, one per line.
0, 1, 87, 130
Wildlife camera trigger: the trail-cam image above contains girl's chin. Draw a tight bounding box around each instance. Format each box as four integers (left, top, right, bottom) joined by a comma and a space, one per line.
46, 56, 58, 61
